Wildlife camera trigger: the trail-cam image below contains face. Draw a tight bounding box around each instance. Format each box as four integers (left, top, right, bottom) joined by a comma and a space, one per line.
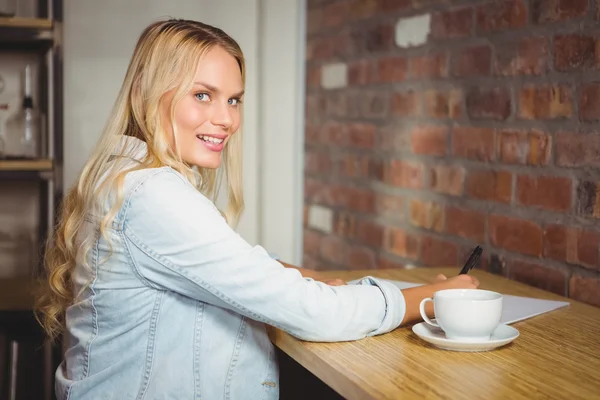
161, 45, 243, 169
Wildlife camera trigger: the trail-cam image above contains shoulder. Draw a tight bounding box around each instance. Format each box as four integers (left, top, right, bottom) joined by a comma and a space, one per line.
121, 166, 220, 223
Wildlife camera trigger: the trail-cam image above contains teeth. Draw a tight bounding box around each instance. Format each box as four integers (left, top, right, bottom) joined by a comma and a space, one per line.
198, 135, 224, 144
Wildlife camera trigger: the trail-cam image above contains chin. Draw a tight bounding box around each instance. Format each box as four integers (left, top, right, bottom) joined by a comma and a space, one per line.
188, 156, 221, 169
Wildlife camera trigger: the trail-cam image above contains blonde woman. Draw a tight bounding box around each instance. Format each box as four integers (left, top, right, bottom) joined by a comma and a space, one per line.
36, 19, 478, 399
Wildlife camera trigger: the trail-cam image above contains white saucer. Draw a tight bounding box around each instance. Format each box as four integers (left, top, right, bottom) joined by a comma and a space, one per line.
412, 323, 519, 352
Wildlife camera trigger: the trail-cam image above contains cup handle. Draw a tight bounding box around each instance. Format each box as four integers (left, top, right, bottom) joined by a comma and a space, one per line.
419, 298, 439, 327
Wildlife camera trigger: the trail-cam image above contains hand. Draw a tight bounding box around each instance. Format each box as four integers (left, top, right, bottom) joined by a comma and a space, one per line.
433, 274, 480, 290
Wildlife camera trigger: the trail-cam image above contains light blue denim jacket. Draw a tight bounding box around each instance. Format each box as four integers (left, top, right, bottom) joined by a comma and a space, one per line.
56, 137, 407, 399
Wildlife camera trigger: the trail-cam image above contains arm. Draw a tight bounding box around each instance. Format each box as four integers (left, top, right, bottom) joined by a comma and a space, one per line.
279, 261, 345, 286
122, 170, 406, 342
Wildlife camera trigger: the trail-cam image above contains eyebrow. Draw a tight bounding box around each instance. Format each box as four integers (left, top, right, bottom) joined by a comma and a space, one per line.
194, 81, 245, 98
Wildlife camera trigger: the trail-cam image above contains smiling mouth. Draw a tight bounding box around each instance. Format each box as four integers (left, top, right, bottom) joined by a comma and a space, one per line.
196, 134, 224, 144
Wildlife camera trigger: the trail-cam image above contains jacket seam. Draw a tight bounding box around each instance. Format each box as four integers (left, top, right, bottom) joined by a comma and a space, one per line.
116, 167, 186, 232
135, 290, 164, 400
224, 317, 248, 400
123, 228, 288, 332
82, 228, 101, 379
194, 302, 204, 400
120, 229, 159, 289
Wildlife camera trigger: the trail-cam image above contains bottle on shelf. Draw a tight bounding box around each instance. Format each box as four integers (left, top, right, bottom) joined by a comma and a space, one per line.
3, 64, 42, 159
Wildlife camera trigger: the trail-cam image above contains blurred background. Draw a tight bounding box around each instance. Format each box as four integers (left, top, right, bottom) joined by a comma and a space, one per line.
1, 0, 599, 398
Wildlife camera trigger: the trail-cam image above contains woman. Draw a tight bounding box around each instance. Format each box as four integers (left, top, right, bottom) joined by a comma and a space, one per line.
36, 19, 478, 399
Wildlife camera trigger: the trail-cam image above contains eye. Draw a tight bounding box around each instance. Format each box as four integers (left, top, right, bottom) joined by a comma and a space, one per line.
195, 93, 210, 102
229, 97, 242, 106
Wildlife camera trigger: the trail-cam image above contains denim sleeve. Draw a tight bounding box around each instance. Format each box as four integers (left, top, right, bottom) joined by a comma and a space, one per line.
122, 169, 406, 342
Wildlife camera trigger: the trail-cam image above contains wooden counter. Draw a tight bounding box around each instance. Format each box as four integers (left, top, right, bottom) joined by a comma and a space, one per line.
270, 267, 600, 400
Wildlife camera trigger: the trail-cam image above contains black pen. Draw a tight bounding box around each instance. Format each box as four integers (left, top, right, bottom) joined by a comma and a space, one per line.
459, 245, 483, 275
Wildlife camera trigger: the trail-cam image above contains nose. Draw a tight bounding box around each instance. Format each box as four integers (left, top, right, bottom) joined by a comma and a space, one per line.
211, 102, 234, 130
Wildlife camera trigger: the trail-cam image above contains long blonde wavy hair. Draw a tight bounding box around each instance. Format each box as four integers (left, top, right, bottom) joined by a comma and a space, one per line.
35, 19, 246, 341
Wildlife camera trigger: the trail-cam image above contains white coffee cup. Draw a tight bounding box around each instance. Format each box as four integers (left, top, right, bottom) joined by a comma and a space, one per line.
419, 289, 503, 341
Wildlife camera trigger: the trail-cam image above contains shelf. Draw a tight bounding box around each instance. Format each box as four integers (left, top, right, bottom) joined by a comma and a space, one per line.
0, 17, 55, 48
0, 159, 53, 171
0, 17, 52, 29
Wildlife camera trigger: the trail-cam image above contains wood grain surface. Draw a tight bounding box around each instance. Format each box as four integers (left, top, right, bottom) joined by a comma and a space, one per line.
270, 268, 600, 400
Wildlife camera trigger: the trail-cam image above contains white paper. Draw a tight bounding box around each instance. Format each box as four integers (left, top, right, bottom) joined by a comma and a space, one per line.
349, 279, 570, 325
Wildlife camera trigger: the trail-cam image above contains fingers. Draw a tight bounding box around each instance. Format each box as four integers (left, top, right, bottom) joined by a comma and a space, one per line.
435, 274, 447, 281
325, 279, 346, 286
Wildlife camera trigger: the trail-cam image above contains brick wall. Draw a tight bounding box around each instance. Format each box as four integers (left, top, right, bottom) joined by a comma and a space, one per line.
303, 0, 600, 307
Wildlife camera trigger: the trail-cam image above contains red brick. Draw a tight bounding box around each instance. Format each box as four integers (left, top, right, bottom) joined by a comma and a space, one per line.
466, 170, 512, 203
449, 89, 463, 118
347, 123, 376, 149
467, 87, 511, 120
577, 180, 600, 219
554, 34, 597, 71
430, 7, 474, 39
451, 126, 495, 161
410, 125, 448, 156
519, 85, 573, 120
424, 90, 449, 119
391, 90, 421, 116
385, 227, 419, 260
545, 225, 600, 268
369, 158, 385, 181
305, 125, 319, 145
580, 83, 600, 121
446, 206, 486, 242
378, 256, 405, 270
421, 236, 458, 267
378, 123, 411, 151
376, 194, 405, 220
509, 261, 567, 296
356, 219, 386, 248
350, 23, 394, 54
497, 129, 551, 166
347, 246, 377, 270
377, 56, 408, 83
410, 199, 444, 232
532, 0, 588, 24
311, 36, 335, 60
495, 36, 549, 76
307, 7, 323, 35
476, 0, 528, 33
409, 53, 448, 80
306, 65, 321, 88
378, 0, 412, 12
556, 132, 600, 167
322, 1, 350, 28
489, 215, 543, 256
305, 150, 332, 175
570, 275, 600, 307
325, 92, 348, 118
517, 175, 573, 212
305, 94, 326, 125
320, 235, 347, 264
429, 164, 465, 196
334, 212, 356, 238
336, 154, 369, 179
313, 184, 375, 213
303, 205, 309, 227
360, 91, 389, 119
348, 0, 380, 21
451, 45, 492, 77
386, 160, 424, 189
303, 229, 322, 256
348, 59, 376, 86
